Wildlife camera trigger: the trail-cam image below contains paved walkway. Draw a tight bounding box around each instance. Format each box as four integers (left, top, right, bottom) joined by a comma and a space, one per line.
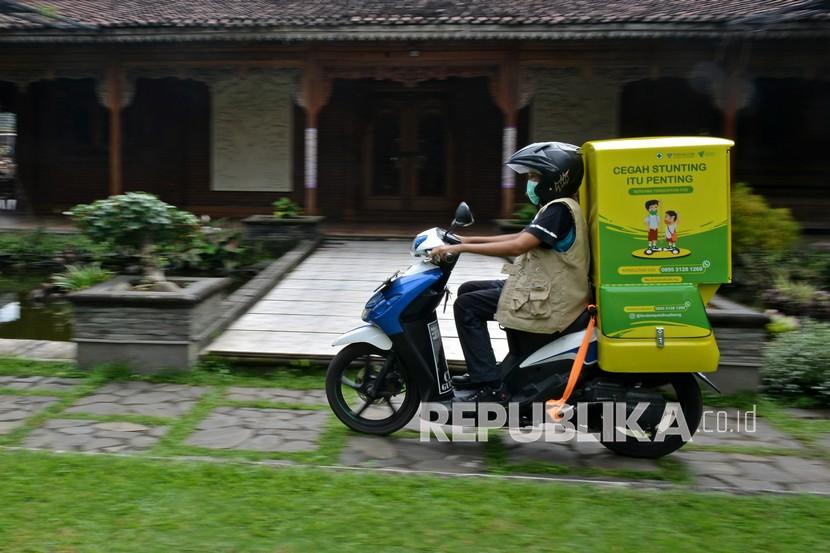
2, 377, 830, 494
208, 239, 509, 363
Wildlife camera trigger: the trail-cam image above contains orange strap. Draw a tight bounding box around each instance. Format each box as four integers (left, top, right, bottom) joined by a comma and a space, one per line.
545, 306, 597, 422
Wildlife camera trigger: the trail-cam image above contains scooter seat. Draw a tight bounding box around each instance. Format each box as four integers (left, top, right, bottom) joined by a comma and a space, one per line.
504, 309, 593, 357
452, 309, 595, 389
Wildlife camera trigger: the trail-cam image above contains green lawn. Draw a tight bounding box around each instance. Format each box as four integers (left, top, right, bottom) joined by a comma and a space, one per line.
1, 357, 829, 551
1, 449, 828, 553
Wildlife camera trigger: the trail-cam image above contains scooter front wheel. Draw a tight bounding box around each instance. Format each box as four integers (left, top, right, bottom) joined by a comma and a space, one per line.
326, 343, 420, 435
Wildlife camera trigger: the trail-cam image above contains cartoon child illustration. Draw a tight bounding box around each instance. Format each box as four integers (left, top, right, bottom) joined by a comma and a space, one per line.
644, 199, 660, 255
664, 210, 679, 254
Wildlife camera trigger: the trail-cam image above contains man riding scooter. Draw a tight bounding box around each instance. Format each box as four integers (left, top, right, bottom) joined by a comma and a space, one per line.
430, 142, 592, 403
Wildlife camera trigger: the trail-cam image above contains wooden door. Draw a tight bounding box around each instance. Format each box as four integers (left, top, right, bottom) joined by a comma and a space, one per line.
364, 96, 452, 212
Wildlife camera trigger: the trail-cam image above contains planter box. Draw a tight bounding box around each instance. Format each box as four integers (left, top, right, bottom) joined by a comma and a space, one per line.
242, 215, 325, 251
67, 276, 231, 372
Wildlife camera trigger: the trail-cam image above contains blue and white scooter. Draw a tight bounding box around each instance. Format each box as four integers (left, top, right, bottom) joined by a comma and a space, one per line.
325, 203, 703, 458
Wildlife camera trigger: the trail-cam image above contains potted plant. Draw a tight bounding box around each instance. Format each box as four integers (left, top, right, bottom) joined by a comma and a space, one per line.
494, 203, 536, 233
241, 197, 325, 251
64, 192, 231, 371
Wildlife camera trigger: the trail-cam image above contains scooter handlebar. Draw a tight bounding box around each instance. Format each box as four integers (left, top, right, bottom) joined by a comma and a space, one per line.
440, 229, 462, 245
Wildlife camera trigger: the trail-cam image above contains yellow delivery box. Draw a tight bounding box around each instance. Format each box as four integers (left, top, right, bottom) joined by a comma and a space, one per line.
580, 137, 734, 373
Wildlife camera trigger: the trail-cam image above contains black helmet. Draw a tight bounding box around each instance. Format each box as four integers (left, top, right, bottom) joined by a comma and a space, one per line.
506, 142, 584, 204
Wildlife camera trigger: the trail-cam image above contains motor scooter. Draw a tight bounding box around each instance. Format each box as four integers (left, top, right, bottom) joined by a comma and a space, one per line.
325, 202, 705, 458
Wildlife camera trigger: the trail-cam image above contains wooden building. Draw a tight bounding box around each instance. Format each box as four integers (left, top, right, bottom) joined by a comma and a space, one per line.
1, 1, 828, 227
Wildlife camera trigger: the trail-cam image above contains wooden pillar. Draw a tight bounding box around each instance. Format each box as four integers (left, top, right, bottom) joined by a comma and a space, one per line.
723, 66, 738, 143
501, 115, 517, 219
494, 59, 521, 219
300, 61, 330, 216
722, 54, 741, 182
106, 65, 124, 197
304, 112, 319, 215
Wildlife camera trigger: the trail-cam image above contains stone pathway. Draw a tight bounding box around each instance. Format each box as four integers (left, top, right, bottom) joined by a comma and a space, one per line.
24, 419, 168, 453
0, 394, 58, 434
2, 378, 829, 494
499, 434, 664, 474
65, 381, 208, 418
690, 407, 805, 450
674, 451, 830, 493
341, 435, 487, 473
0, 375, 80, 392
186, 407, 327, 452
225, 387, 326, 405
207, 239, 509, 363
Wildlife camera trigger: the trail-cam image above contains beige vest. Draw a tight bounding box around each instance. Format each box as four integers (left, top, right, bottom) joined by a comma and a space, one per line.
495, 197, 592, 334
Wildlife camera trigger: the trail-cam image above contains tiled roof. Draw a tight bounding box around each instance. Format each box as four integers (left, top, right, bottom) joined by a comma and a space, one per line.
1, 0, 828, 36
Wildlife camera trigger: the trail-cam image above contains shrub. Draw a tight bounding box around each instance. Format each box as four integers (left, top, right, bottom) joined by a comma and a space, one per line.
762, 319, 830, 406
748, 251, 830, 320
169, 219, 248, 272
66, 192, 200, 282
511, 203, 537, 224
765, 312, 800, 334
0, 230, 109, 268
52, 264, 114, 292
731, 182, 800, 255
272, 197, 302, 219
725, 183, 805, 309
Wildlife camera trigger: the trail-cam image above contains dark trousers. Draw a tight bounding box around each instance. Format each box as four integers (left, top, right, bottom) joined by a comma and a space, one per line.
453, 279, 505, 383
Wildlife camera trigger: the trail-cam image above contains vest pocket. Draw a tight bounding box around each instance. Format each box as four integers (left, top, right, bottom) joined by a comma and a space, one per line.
510, 281, 551, 319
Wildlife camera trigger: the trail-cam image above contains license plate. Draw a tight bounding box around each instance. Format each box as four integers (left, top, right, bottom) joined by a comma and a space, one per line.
428, 320, 453, 394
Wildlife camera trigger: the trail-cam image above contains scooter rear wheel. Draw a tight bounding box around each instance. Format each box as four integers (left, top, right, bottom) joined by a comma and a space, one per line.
598, 373, 703, 459
326, 343, 420, 435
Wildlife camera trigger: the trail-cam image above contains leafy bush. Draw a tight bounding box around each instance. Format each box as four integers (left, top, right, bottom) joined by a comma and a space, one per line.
762, 319, 830, 406
66, 193, 200, 281
0, 230, 109, 268
168, 219, 249, 272
511, 203, 537, 224
52, 264, 114, 292
272, 197, 302, 219
782, 247, 830, 291
724, 183, 815, 312
731, 182, 800, 255
765, 312, 800, 334
734, 248, 830, 320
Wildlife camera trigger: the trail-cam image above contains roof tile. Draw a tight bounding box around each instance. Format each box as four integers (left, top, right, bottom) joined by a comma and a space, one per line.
1, 0, 828, 32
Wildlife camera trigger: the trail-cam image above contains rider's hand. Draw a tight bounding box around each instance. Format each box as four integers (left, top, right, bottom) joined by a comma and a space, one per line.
430, 244, 462, 261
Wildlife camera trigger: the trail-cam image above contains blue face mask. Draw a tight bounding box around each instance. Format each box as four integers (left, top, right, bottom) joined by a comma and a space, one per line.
526, 180, 540, 206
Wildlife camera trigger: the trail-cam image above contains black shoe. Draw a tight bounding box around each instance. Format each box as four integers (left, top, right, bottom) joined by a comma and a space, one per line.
453, 382, 510, 404
453, 363, 504, 389
451, 373, 474, 388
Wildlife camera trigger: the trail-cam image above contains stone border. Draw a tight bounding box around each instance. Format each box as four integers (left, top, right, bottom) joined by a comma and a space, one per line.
708, 295, 771, 328
200, 238, 322, 352
707, 296, 770, 394
68, 275, 231, 306
0, 339, 75, 361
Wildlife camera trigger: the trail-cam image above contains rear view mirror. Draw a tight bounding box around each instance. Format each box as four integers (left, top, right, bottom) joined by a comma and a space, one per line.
450, 202, 474, 230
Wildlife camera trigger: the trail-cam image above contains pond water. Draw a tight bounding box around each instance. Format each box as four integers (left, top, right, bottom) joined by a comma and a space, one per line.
0, 273, 73, 341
